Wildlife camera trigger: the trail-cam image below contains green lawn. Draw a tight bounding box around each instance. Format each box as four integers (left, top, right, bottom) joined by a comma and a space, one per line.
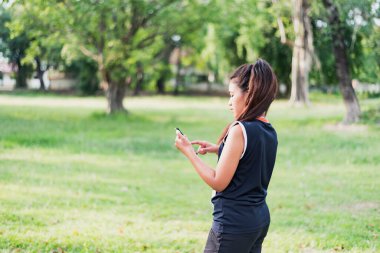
0, 93, 379, 253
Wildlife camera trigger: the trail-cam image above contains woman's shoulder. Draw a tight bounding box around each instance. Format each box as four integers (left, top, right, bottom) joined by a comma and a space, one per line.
227, 122, 244, 139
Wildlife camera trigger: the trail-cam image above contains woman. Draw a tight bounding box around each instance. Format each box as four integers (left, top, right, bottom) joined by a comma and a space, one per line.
175, 59, 278, 253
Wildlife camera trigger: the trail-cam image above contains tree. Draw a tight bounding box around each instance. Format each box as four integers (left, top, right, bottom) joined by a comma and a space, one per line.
322, 0, 361, 123
312, 0, 379, 86
24, 42, 63, 91
0, 6, 32, 88
272, 0, 318, 104
9, 0, 215, 112
208, 0, 294, 95
63, 0, 177, 113
153, 35, 175, 94
9, 0, 174, 112
3, 2, 66, 91
289, 0, 314, 105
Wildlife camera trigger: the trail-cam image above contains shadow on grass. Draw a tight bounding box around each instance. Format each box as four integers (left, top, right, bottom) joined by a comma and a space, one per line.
360, 106, 380, 125
90, 111, 154, 124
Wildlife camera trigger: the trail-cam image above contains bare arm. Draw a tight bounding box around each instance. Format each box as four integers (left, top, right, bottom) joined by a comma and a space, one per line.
175, 125, 244, 192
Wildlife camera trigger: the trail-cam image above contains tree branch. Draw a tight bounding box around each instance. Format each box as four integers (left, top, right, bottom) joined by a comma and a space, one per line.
78, 45, 101, 63
272, 0, 294, 47
135, 32, 161, 49
123, 0, 177, 44
140, 0, 177, 27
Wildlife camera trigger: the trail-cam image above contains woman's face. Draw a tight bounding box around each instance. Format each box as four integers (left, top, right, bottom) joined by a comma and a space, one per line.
228, 80, 248, 120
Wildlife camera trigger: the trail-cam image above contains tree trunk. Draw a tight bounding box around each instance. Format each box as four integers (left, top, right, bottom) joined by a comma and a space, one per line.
173, 48, 181, 96
100, 66, 126, 114
134, 62, 144, 96
35, 57, 46, 91
15, 59, 28, 88
289, 0, 312, 105
154, 38, 175, 94
106, 81, 127, 114
156, 76, 165, 94
322, 0, 360, 124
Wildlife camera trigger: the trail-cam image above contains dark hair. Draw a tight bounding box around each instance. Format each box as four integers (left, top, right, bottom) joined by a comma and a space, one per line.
217, 58, 278, 144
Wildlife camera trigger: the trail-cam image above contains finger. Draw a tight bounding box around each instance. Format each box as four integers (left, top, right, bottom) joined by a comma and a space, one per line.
197, 147, 206, 155
191, 140, 205, 145
203, 147, 214, 152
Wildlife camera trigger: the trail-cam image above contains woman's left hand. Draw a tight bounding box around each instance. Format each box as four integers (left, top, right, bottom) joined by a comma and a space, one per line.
175, 132, 195, 157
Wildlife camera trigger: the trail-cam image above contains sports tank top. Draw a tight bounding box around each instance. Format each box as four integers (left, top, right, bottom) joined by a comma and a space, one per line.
211, 119, 278, 234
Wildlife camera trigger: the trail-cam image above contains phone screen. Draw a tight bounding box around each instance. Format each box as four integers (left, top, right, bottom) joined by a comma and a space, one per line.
175, 127, 184, 135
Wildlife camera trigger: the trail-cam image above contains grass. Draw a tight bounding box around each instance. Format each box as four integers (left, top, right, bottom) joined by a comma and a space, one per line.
0, 93, 379, 253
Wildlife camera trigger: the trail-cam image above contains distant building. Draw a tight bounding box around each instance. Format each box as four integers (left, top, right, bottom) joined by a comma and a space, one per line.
0, 58, 76, 90
46, 70, 76, 90
0, 60, 16, 90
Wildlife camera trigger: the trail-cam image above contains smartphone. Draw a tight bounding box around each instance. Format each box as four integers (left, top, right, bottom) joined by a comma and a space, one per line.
175, 127, 197, 155
175, 127, 184, 135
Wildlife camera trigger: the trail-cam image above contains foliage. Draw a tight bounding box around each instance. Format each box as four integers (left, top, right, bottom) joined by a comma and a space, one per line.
310, 0, 380, 85
0, 6, 33, 88
1, 0, 378, 96
65, 57, 100, 95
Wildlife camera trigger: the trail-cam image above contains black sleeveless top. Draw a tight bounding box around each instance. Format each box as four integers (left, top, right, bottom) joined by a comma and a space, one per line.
211, 119, 278, 234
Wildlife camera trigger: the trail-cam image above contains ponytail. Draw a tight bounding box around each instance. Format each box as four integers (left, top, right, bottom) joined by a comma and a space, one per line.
217, 59, 278, 144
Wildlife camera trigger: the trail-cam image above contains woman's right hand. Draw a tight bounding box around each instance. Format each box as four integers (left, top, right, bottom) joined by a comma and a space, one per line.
190, 140, 219, 155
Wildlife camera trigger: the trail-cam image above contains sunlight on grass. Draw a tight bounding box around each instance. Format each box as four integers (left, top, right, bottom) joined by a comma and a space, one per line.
0, 94, 379, 252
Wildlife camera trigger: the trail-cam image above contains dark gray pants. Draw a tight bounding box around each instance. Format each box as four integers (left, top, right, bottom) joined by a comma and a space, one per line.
203, 225, 269, 253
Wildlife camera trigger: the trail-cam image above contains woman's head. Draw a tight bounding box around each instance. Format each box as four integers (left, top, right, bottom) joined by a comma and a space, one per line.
228, 58, 278, 121
218, 59, 278, 144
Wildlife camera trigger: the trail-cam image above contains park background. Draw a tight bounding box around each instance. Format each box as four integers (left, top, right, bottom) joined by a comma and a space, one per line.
0, 0, 379, 252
